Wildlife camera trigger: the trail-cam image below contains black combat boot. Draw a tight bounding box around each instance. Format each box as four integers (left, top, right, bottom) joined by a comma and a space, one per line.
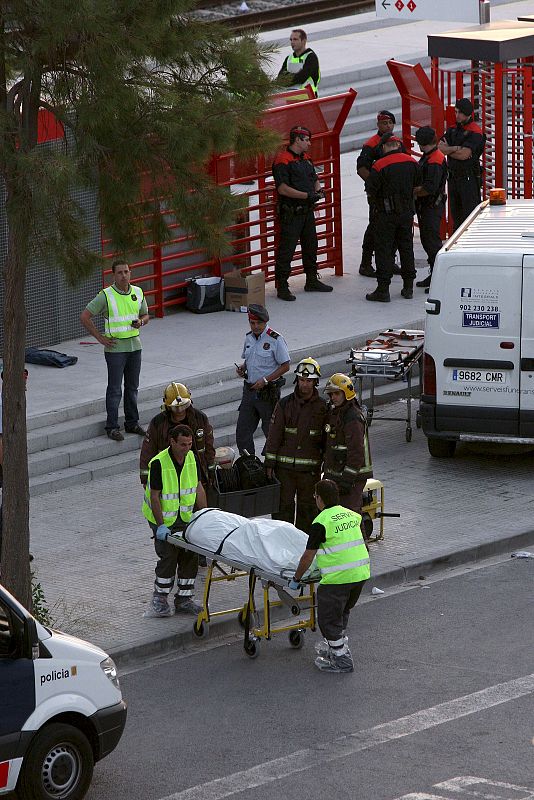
416, 273, 432, 288
365, 285, 390, 303
400, 281, 413, 299
277, 281, 296, 301
304, 272, 333, 292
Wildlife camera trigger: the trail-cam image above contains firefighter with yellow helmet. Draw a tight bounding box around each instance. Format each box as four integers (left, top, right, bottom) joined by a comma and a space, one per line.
139, 381, 215, 489
264, 357, 328, 532
323, 373, 372, 512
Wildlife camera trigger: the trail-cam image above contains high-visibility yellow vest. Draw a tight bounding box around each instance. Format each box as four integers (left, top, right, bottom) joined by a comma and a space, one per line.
285, 51, 320, 95
314, 505, 370, 585
142, 449, 198, 526
103, 284, 144, 339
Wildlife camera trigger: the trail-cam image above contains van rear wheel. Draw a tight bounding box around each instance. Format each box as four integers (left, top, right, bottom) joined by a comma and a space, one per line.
17, 722, 94, 800
427, 437, 456, 458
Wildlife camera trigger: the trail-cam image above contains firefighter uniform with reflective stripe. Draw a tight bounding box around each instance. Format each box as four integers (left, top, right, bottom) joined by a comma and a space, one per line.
307, 505, 370, 646
265, 387, 327, 532
324, 400, 372, 512
278, 48, 320, 96
142, 449, 199, 601
139, 407, 215, 488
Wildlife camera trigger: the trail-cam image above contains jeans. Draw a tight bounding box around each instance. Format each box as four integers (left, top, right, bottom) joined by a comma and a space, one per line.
104, 349, 141, 431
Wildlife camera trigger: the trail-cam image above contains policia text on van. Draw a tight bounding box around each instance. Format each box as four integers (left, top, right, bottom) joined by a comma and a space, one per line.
421, 196, 534, 458
0, 582, 126, 800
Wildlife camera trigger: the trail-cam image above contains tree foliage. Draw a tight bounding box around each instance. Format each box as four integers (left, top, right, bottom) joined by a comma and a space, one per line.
0, 0, 277, 606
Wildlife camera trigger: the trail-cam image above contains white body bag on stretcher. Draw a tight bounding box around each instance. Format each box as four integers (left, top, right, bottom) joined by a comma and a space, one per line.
182, 508, 317, 578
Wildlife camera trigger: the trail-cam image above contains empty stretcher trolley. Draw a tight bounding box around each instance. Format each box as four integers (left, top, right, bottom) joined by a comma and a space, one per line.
347, 328, 424, 442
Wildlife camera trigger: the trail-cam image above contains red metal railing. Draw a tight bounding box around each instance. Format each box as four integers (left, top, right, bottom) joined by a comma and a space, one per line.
101, 89, 356, 316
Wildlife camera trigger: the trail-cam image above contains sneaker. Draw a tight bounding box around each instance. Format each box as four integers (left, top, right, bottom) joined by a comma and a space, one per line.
174, 598, 203, 615
314, 651, 354, 673
151, 594, 172, 618
125, 423, 146, 436
277, 286, 296, 301
359, 264, 376, 278
304, 274, 333, 292
416, 274, 432, 288
365, 288, 390, 303
106, 428, 124, 442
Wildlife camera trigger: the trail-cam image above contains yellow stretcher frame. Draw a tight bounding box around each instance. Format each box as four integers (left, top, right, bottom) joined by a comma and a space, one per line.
361, 477, 386, 542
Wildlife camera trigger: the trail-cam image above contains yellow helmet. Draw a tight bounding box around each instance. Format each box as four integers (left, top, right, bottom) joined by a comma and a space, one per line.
324, 373, 356, 401
161, 382, 191, 411
294, 356, 321, 380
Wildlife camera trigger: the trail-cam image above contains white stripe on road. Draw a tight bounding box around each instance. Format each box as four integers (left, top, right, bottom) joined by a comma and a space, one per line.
160, 672, 534, 800
395, 775, 534, 799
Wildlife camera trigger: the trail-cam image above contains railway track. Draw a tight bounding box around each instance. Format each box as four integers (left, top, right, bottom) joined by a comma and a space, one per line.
193, 0, 374, 33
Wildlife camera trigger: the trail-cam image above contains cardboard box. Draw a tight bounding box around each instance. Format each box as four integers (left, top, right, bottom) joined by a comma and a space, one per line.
224, 270, 265, 312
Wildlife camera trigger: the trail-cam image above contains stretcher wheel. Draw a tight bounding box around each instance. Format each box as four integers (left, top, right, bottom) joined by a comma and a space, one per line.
237, 609, 247, 628
289, 629, 305, 649
193, 620, 208, 638
416, 410, 422, 428
405, 427, 412, 443
244, 638, 259, 659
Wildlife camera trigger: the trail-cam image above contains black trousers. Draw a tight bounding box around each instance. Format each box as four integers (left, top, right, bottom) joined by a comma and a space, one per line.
236, 385, 276, 456
149, 523, 198, 600
339, 480, 367, 513
317, 581, 366, 642
373, 210, 415, 287
275, 209, 317, 283
417, 204, 444, 270
449, 175, 481, 231
361, 212, 375, 267
272, 467, 319, 533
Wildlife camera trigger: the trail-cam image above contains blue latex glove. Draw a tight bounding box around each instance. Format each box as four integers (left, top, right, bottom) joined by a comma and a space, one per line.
156, 525, 171, 541
288, 578, 301, 591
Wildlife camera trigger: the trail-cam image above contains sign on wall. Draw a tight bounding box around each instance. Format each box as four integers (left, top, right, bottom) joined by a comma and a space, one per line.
376, 0, 483, 23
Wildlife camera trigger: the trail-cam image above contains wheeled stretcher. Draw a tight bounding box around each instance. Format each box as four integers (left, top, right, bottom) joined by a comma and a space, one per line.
167, 509, 318, 658
347, 328, 424, 442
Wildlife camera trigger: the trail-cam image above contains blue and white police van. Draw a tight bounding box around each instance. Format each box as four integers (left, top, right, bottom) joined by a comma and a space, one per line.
0, 582, 126, 799
422, 197, 534, 457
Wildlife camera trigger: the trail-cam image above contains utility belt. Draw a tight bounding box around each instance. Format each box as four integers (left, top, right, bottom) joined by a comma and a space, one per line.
277, 201, 311, 220
417, 191, 447, 209
246, 376, 286, 403
448, 163, 481, 181
374, 194, 414, 214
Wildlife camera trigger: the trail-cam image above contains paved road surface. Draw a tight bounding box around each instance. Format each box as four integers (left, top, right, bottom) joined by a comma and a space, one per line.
84, 557, 534, 800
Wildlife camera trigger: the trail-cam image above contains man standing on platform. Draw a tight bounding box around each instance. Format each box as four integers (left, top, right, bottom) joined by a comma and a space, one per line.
235, 305, 290, 456
439, 98, 486, 230
278, 29, 320, 96
272, 125, 334, 301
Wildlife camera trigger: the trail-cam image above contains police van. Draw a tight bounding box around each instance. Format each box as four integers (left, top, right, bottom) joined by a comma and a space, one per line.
421, 196, 534, 457
0, 582, 126, 799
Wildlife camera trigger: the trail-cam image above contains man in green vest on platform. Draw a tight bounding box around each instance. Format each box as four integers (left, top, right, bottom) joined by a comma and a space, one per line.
278, 29, 320, 97
290, 478, 370, 673
142, 424, 207, 618
81, 260, 149, 441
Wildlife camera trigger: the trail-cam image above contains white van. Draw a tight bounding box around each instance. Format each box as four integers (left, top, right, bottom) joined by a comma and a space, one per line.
422, 198, 534, 457
0, 582, 126, 799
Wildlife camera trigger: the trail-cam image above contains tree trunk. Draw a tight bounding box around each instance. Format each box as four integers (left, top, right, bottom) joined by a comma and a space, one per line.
1, 178, 31, 609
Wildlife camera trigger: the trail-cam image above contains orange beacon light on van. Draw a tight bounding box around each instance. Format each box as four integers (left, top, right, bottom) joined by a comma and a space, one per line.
489, 188, 506, 205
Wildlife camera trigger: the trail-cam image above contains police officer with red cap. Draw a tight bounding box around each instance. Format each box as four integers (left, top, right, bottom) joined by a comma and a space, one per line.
414, 126, 447, 292
235, 305, 290, 456
356, 110, 402, 278
439, 98, 486, 230
365, 137, 421, 303
272, 125, 334, 301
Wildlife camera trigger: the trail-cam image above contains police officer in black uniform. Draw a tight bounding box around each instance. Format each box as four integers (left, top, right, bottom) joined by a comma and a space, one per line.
439, 98, 486, 231
365, 137, 421, 303
272, 125, 334, 301
414, 126, 447, 292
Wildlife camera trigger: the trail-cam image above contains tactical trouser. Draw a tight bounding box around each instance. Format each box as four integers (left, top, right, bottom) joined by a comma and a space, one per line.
149, 523, 198, 602
236, 384, 276, 456
317, 581, 366, 642
449, 174, 481, 231
272, 467, 319, 533
373, 210, 415, 287
339, 480, 367, 513
275, 208, 318, 286
417, 203, 444, 270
